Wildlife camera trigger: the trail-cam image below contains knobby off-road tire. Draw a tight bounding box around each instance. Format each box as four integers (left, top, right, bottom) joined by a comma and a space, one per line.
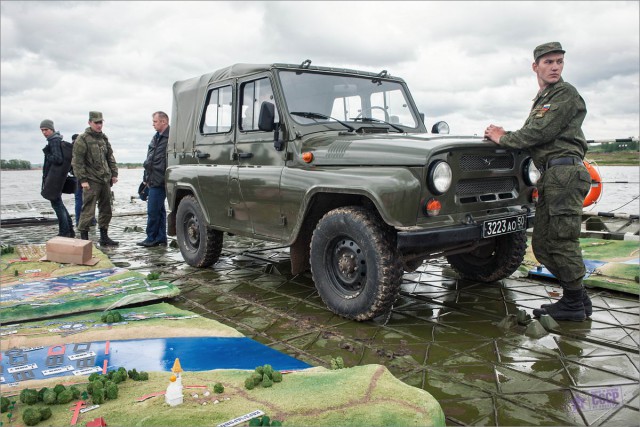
446, 230, 527, 282
310, 206, 403, 321
176, 195, 223, 268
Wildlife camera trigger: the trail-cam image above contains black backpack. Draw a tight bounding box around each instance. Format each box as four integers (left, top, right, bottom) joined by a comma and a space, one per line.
61, 140, 77, 193
61, 140, 74, 174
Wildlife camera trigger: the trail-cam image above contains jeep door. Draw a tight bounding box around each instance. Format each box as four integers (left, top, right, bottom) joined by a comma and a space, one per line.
232, 75, 285, 240
195, 82, 236, 230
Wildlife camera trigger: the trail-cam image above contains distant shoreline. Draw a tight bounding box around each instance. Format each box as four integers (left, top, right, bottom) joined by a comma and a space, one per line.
585, 151, 639, 166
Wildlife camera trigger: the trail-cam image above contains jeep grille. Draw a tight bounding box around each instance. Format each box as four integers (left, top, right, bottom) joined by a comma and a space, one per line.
456, 177, 517, 203
459, 155, 514, 171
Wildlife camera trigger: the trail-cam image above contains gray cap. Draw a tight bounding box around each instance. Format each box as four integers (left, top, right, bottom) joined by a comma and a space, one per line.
89, 111, 104, 122
39, 119, 55, 131
534, 42, 565, 61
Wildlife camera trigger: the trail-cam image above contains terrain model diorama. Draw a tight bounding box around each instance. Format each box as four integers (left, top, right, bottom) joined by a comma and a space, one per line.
1, 244, 180, 324
1, 247, 445, 427
521, 238, 639, 295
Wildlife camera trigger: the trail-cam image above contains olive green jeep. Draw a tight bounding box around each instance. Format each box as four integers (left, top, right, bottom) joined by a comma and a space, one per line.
166, 61, 538, 321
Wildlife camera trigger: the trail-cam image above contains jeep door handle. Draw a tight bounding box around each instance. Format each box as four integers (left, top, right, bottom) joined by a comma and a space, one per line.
237, 152, 253, 159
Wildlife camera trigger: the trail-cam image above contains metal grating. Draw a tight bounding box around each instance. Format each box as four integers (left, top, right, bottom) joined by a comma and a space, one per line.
1, 216, 638, 426
456, 177, 516, 196
459, 154, 514, 171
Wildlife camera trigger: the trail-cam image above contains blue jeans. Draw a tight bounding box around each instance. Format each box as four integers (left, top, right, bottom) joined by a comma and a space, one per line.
146, 186, 167, 243
51, 197, 71, 236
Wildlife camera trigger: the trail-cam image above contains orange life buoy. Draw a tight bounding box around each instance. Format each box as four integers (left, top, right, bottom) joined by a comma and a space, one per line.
583, 160, 603, 207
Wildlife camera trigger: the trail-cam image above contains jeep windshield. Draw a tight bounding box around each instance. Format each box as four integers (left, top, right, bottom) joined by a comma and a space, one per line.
278, 70, 419, 130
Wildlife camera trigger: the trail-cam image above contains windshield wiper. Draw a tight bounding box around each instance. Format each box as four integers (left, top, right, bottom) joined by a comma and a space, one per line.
351, 117, 404, 133
290, 111, 355, 132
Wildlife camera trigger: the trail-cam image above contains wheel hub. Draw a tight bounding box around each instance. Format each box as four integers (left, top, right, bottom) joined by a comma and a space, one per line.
185, 215, 199, 247
338, 253, 357, 276
332, 238, 366, 289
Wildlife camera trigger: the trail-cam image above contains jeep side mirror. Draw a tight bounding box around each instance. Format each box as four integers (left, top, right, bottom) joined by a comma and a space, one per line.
258, 102, 284, 151
431, 121, 450, 134
258, 102, 275, 132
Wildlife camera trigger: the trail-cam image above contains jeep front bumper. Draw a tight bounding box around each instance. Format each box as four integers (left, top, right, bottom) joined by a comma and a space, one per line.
396, 211, 535, 253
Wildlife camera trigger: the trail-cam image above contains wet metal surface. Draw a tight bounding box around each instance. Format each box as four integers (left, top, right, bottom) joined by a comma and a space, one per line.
2, 215, 638, 426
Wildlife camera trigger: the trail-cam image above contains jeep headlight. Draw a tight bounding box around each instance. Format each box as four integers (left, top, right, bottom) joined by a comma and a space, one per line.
428, 160, 452, 194
524, 158, 541, 185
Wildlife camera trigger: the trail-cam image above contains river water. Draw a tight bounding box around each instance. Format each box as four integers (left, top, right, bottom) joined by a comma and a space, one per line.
1, 166, 638, 219
1, 167, 149, 219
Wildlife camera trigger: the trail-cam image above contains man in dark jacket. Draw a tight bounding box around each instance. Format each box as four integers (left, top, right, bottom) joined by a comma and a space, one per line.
72, 111, 119, 246
137, 111, 169, 247
485, 42, 591, 322
40, 119, 74, 238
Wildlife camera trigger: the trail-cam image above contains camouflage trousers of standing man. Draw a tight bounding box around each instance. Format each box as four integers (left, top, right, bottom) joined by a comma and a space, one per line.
78, 181, 113, 231
531, 164, 592, 290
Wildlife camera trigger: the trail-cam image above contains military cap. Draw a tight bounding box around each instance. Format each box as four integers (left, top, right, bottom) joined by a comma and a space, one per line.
39, 119, 55, 131
534, 42, 565, 61
89, 111, 104, 122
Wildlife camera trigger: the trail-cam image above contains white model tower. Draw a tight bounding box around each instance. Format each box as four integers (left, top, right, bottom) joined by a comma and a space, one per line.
165, 358, 184, 406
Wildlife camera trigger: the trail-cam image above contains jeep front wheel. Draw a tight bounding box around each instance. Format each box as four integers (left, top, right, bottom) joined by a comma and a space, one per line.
176, 195, 223, 268
446, 230, 527, 282
310, 206, 403, 321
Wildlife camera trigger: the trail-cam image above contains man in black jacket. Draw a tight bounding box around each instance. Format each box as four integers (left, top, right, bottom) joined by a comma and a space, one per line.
137, 111, 169, 247
40, 119, 74, 238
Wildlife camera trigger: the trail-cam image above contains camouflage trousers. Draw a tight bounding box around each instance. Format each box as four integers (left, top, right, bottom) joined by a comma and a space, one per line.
531, 164, 591, 290
78, 180, 113, 231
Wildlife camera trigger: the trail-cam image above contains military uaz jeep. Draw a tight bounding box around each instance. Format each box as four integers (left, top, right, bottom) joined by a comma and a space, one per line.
166, 61, 537, 321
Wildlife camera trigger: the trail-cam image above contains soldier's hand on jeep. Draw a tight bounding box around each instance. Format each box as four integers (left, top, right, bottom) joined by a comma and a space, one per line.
111, 177, 118, 185
484, 124, 505, 145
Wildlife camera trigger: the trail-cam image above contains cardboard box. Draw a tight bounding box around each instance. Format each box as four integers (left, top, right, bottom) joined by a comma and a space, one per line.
40, 237, 99, 265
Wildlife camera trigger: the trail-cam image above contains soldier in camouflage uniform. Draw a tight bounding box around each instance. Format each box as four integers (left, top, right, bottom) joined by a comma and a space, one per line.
72, 111, 120, 246
484, 42, 592, 321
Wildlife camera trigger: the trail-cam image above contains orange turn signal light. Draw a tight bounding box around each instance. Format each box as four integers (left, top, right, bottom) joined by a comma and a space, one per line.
302, 152, 314, 163
531, 187, 539, 203
425, 198, 442, 216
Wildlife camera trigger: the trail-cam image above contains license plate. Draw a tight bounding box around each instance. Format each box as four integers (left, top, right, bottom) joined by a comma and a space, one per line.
482, 214, 527, 238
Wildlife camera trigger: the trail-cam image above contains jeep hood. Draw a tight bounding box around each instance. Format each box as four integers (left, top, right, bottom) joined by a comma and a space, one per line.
303, 133, 488, 166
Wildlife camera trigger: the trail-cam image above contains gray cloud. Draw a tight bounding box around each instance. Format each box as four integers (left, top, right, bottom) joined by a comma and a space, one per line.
1, 1, 638, 164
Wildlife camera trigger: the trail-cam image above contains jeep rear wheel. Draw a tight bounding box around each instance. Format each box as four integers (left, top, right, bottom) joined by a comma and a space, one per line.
446, 230, 527, 282
176, 195, 223, 268
310, 206, 403, 321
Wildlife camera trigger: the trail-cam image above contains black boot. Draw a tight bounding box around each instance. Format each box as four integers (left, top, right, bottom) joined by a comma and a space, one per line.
533, 288, 586, 321
67, 218, 76, 238
99, 228, 119, 246
542, 287, 592, 317
80, 230, 89, 240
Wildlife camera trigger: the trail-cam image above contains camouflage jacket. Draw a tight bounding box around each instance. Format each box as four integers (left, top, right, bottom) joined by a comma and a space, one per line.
72, 127, 118, 185
499, 78, 588, 169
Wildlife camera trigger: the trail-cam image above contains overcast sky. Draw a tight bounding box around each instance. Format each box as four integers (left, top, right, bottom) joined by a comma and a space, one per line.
1, 1, 638, 164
